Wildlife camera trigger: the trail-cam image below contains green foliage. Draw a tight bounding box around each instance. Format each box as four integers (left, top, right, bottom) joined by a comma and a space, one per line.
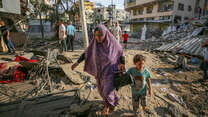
29, 0, 79, 24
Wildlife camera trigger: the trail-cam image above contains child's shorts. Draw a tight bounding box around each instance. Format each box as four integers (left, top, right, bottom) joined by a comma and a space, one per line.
132, 94, 147, 111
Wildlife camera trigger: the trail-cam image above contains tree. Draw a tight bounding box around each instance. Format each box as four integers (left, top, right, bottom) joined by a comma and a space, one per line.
59, 0, 79, 23
29, 0, 79, 40
30, 0, 50, 39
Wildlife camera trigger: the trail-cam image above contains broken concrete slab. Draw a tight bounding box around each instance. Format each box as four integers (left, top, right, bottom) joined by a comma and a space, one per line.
57, 55, 73, 64
60, 64, 89, 84
69, 102, 93, 114
22, 53, 34, 60
168, 103, 194, 117
189, 27, 204, 37
155, 92, 194, 117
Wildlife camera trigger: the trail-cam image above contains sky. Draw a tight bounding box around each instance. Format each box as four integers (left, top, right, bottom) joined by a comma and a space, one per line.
90, 0, 124, 9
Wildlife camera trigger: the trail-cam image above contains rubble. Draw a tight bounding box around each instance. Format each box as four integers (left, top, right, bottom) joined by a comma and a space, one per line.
167, 93, 187, 108
155, 37, 207, 57
162, 26, 176, 36
69, 103, 93, 114
10, 32, 27, 49
1, 16, 208, 117
155, 93, 193, 117
153, 16, 208, 58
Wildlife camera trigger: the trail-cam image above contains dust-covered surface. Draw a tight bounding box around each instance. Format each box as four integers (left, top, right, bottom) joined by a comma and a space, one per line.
1, 16, 208, 116
0, 46, 207, 117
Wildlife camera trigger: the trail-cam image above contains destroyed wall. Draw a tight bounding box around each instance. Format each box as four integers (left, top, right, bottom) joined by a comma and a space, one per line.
129, 22, 164, 38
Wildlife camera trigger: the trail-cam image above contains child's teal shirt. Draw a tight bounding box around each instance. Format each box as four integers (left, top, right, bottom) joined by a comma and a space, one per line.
127, 67, 151, 96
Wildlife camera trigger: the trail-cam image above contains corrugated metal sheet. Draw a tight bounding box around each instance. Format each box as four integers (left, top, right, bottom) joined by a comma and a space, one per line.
155, 37, 207, 57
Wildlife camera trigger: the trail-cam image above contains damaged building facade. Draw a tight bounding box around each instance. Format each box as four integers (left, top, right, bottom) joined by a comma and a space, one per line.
0, 0, 35, 52
0, 0, 33, 32
125, 0, 208, 32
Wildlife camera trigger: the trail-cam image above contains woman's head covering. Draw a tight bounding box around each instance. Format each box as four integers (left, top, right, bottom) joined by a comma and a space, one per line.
84, 24, 124, 76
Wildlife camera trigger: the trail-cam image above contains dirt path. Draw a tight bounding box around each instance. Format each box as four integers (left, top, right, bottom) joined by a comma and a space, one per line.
61, 49, 207, 117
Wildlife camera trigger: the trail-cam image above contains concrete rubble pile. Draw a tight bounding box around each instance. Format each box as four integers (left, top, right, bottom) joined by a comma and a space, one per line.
161, 24, 194, 41
155, 37, 207, 57
127, 19, 203, 51
25, 39, 58, 51
0, 48, 102, 117
154, 16, 208, 57
0, 49, 73, 95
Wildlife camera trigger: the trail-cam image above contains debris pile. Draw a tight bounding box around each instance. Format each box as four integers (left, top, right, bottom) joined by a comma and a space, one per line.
154, 17, 208, 57
161, 26, 193, 41
127, 18, 206, 51
0, 49, 99, 117
155, 37, 207, 57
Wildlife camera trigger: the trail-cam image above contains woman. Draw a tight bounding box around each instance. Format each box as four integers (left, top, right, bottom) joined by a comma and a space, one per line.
71, 24, 125, 114
0, 21, 15, 53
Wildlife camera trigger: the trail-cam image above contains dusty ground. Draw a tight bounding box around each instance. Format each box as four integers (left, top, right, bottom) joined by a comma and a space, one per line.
0, 41, 208, 117
62, 47, 208, 117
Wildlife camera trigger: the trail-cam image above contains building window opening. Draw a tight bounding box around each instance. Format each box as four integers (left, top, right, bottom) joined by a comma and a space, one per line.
174, 15, 182, 23
159, 16, 172, 20
133, 9, 137, 16
158, 2, 174, 12
184, 17, 189, 20
188, 5, 192, 11
128, 0, 136, 3
146, 17, 154, 21
147, 6, 153, 14
138, 18, 144, 21
178, 3, 184, 11
0, 0, 2, 8
138, 8, 143, 15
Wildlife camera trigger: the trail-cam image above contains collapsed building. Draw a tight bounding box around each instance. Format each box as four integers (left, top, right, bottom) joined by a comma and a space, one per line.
125, 0, 208, 32
155, 16, 208, 58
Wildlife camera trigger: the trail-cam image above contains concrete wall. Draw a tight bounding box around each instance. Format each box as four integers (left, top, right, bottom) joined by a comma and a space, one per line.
125, 0, 156, 8
130, 23, 168, 32
130, 2, 173, 20
136, 0, 156, 5
173, 0, 195, 23
0, 0, 21, 14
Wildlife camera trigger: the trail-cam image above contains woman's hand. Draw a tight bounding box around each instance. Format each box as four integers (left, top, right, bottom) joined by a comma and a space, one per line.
71, 62, 79, 70
119, 64, 125, 72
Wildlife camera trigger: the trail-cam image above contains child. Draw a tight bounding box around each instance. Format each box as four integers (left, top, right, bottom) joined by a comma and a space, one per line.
127, 54, 152, 116
123, 31, 128, 49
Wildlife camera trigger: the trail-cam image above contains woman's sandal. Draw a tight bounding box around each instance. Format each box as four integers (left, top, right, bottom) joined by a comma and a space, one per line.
103, 107, 110, 115
103, 106, 114, 115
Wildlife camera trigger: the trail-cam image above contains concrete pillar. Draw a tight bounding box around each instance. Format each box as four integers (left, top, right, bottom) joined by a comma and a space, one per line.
143, 7, 147, 21
80, 0, 89, 48
153, 3, 159, 14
